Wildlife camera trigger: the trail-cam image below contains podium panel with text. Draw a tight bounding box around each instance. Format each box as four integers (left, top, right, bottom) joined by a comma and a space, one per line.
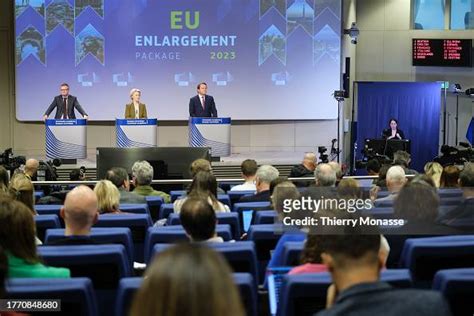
188, 117, 231, 157
45, 119, 87, 159
116, 119, 157, 148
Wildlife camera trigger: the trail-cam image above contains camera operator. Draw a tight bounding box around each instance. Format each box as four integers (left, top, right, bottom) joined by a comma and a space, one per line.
69, 167, 87, 181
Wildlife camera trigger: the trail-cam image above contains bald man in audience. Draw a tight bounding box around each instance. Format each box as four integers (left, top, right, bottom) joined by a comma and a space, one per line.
24, 159, 39, 180
51, 186, 99, 245
375, 166, 406, 204
290, 152, 317, 178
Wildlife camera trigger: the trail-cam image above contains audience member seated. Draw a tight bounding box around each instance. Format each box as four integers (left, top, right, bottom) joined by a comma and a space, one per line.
131, 160, 170, 202
239, 165, 279, 202
189, 158, 225, 194
180, 198, 225, 242
366, 159, 380, 177
271, 181, 301, 218
393, 151, 418, 175
105, 167, 146, 204
289, 234, 390, 275
270, 176, 289, 196
130, 243, 244, 316
394, 181, 460, 235
315, 163, 337, 187
374, 166, 406, 203
440, 165, 460, 188
8, 173, 35, 215
410, 174, 436, 188
266, 182, 305, 272
94, 180, 128, 215
424, 162, 443, 188
0, 166, 8, 193
337, 178, 364, 199
230, 159, 257, 191
0, 198, 70, 278
304, 164, 338, 207
174, 171, 230, 213
289, 235, 327, 275
190, 158, 212, 177
24, 158, 39, 180
289, 152, 317, 178
315, 223, 452, 316
438, 163, 474, 226
328, 161, 344, 185
374, 164, 390, 188
50, 186, 99, 245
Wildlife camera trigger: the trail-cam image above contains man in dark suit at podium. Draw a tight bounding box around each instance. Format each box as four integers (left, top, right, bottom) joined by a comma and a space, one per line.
43, 83, 88, 120
189, 82, 218, 117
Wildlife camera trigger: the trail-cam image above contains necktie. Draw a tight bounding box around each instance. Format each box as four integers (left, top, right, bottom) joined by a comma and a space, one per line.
63, 98, 68, 119
201, 96, 205, 110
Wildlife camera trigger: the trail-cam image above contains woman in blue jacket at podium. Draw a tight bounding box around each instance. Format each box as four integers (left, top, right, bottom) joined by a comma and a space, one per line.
124, 88, 148, 119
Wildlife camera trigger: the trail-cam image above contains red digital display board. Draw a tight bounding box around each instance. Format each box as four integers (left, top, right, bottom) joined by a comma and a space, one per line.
412, 39, 472, 67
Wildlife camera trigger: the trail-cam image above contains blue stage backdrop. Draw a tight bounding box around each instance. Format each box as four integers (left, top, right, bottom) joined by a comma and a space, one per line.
14, 0, 341, 121
356, 82, 441, 172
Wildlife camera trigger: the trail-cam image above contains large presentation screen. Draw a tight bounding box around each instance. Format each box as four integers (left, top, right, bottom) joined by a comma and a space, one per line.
15, 0, 341, 121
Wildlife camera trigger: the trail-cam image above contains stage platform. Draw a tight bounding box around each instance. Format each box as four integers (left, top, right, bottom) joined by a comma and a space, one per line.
37, 151, 307, 180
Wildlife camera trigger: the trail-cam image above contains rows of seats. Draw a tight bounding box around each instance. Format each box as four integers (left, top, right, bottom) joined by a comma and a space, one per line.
28, 188, 474, 315
37, 223, 474, 291
5, 273, 257, 316
7, 268, 474, 316
278, 270, 413, 316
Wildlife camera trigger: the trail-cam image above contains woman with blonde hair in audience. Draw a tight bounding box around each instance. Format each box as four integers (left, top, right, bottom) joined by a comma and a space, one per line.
174, 171, 230, 213
94, 180, 125, 214
440, 165, 460, 188
0, 166, 8, 193
9, 173, 35, 215
0, 197, 70, 278
424, 162, 443, 188
131, 243, 244, 316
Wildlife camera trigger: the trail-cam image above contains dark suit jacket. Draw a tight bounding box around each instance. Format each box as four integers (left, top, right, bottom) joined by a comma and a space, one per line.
44, 95, 87, 119
189, 94, 218, 117
124, 103, 147, 119
316, 282, 452, 316
239, 190, 271, 203
48, 236, 98, 246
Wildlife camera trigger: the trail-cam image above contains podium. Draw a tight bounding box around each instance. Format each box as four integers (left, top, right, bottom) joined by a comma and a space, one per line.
45, 119, 87, 160
116, 119, 157, 148
188, 117, 231, 158
364, 138, 411, 160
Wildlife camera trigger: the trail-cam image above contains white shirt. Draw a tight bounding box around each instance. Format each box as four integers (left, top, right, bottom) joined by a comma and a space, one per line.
230, 181, 257, 192
173, 196, 230, 213
133, 103, 139, 119
198, 94, 205, 108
